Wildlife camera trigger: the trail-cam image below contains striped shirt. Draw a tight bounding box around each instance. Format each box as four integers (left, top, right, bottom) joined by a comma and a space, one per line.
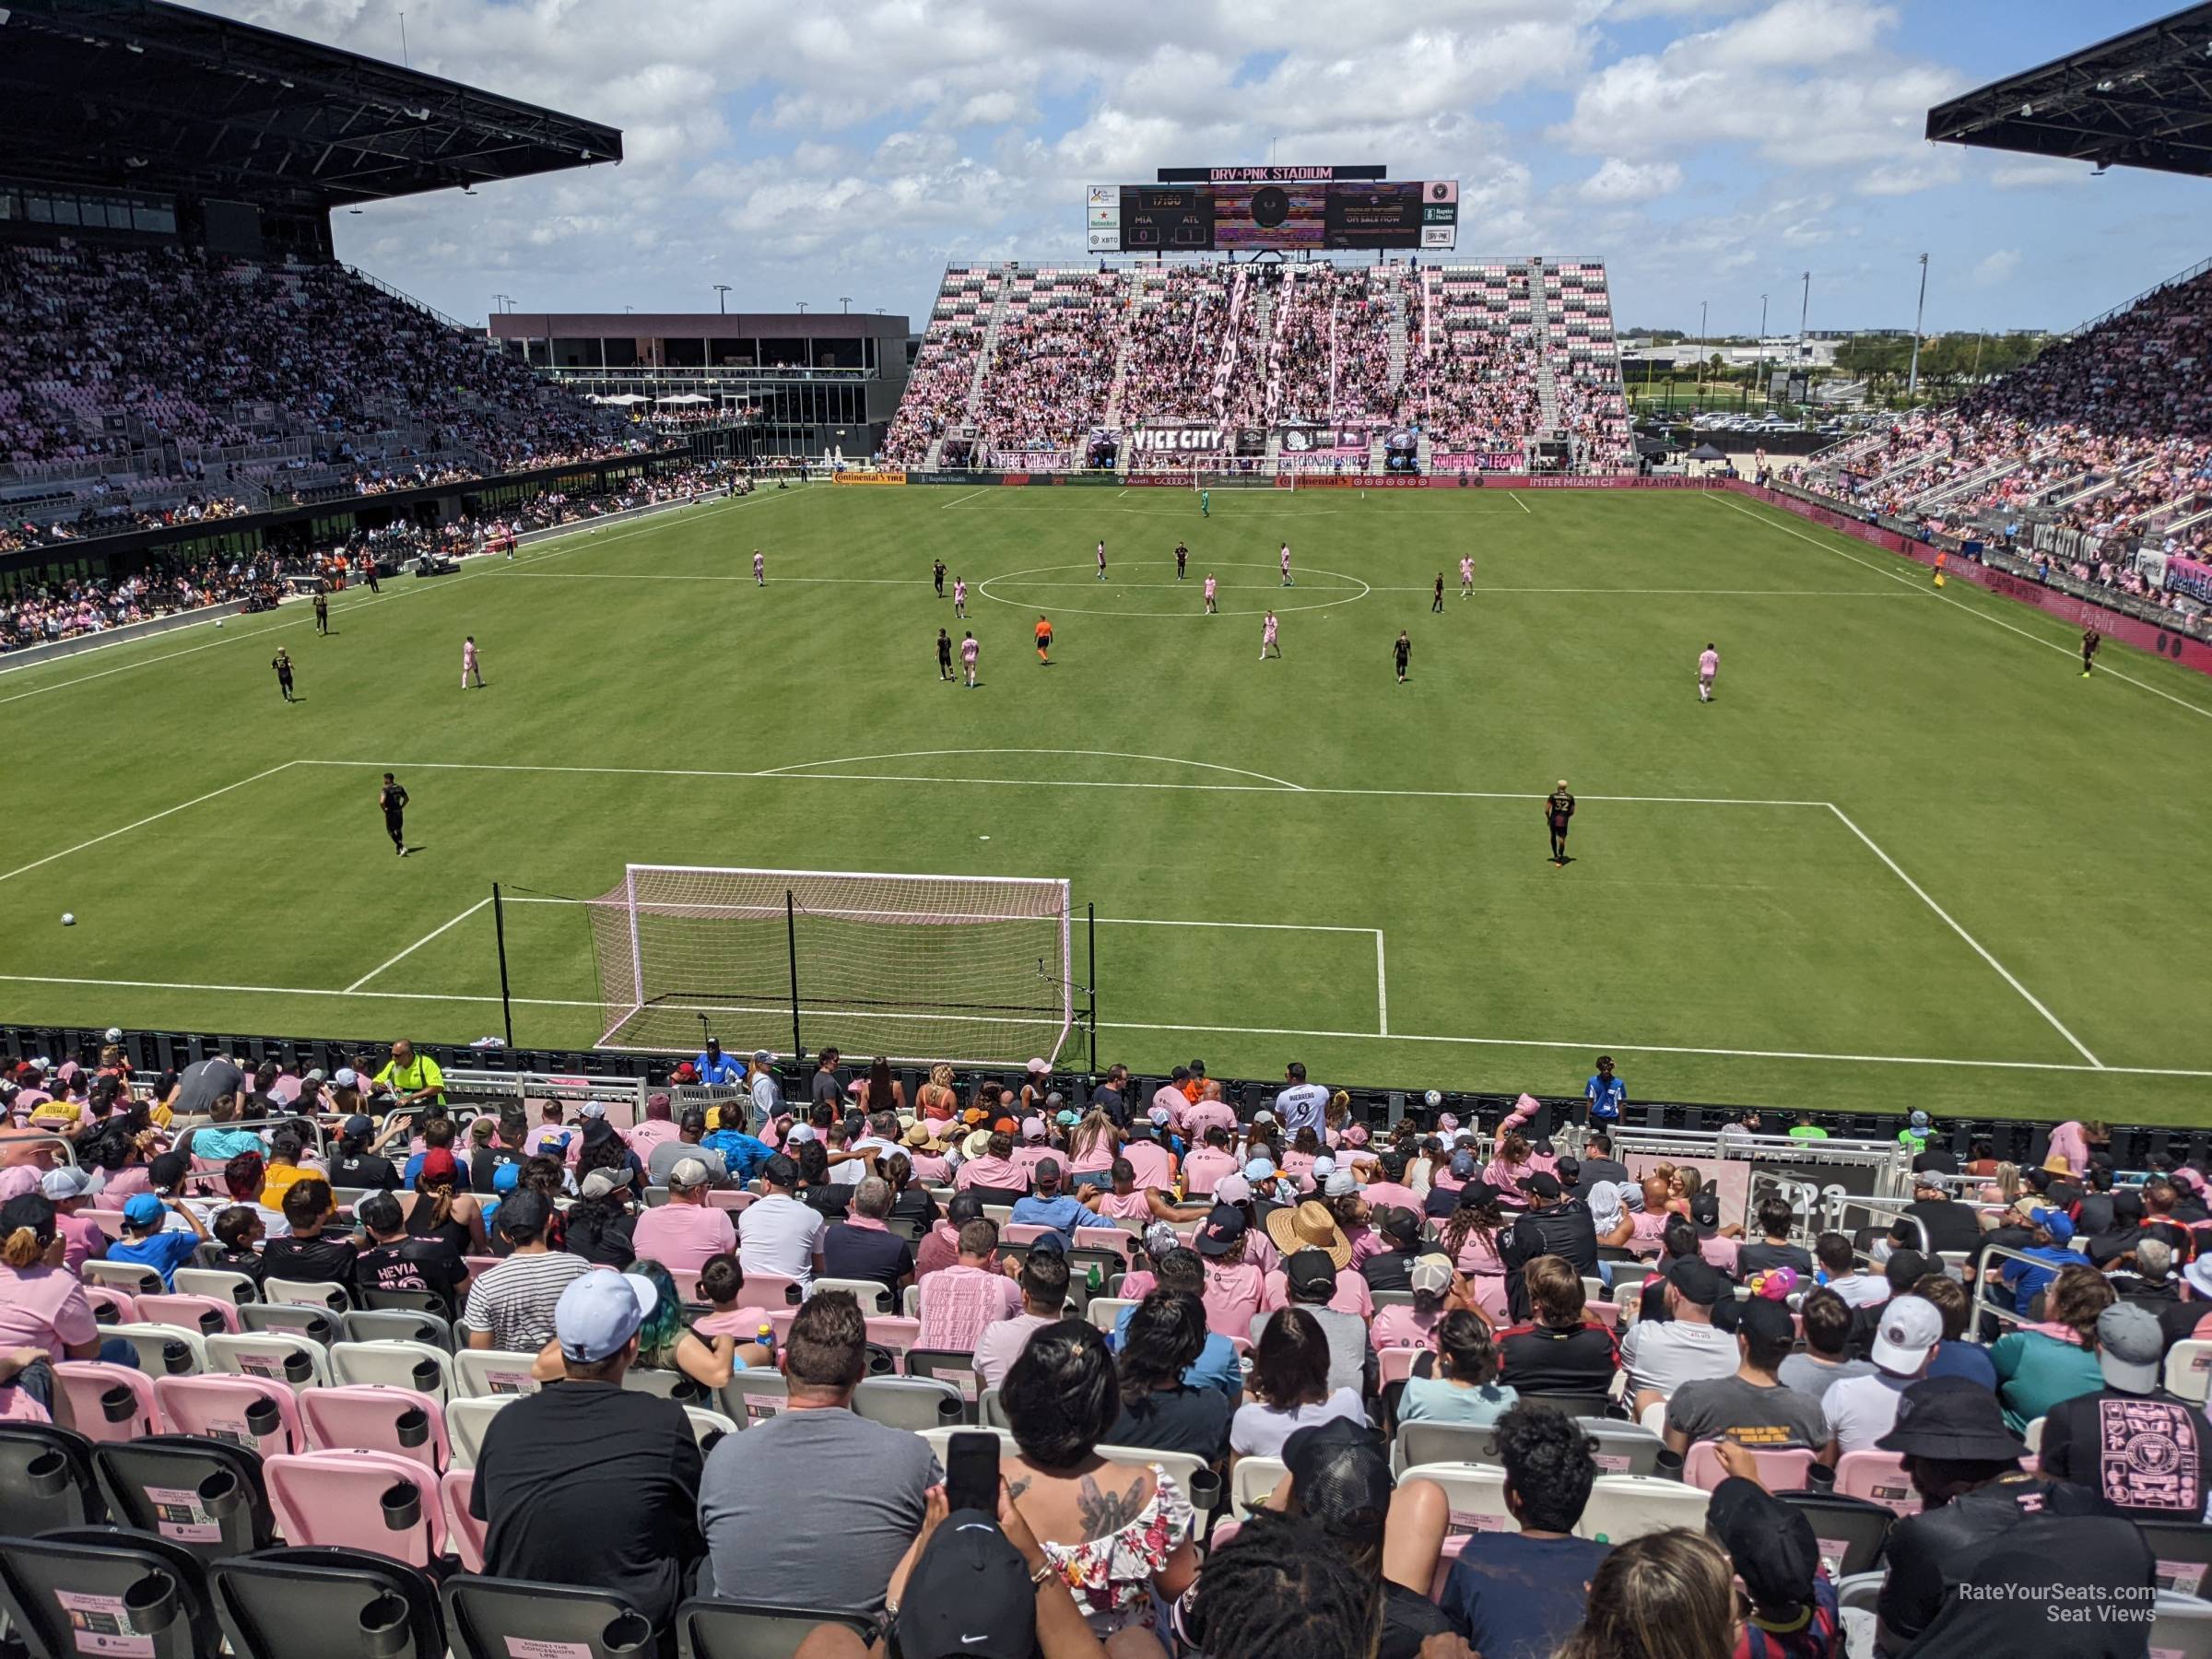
461, 1250, 590, 1353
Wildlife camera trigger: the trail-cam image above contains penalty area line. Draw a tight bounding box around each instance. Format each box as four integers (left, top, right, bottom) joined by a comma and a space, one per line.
345, 897, 492, 993
0, 971, 2197, 1078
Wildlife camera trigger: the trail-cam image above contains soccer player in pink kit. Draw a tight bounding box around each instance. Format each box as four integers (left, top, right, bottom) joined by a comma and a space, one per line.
1279, 542, 1293, 586
462, 636, 483, 688
959, 629, 980, 688
1259, 610, 1280, 660
952, 577, 967, 618
1203, 572, 1218, 614
1698, 641, 1719, 702
1459, 556, 1475, 599
752, 549, 765, 586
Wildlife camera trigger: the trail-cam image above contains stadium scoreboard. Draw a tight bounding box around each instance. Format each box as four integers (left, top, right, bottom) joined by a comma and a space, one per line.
1086, 178, 1459, 253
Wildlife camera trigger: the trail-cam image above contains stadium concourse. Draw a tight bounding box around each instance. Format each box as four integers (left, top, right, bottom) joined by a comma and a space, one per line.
3, 1040, 2211, 1657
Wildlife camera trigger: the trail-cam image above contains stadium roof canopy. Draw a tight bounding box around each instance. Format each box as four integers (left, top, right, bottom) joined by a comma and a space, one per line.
1925, 3, 2212, 179
0, 0, 621, 209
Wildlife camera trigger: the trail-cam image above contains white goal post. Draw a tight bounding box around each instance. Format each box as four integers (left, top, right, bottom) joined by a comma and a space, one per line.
585, 864, 1074, 1066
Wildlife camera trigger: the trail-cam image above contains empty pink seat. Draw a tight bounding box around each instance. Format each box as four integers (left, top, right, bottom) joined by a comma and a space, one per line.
1002, 1225, 1056, 1247
441, 1466, 487, 1571
84, 1287, 139, 1324
1835, 1449, 1921, 1515
298, 1384, 449, 1472
1073, 1228, 1133, 1261
742, 1274, 803, 1310
1683, 1442, 1813, 1493
153, 1373, 305, 1456
52, 1360, 157, 1442
1378, 1348, 1424, 1386
135, 1293, 242, 1335
865, 1316, 922, 1362
264, 1448, 447, 1565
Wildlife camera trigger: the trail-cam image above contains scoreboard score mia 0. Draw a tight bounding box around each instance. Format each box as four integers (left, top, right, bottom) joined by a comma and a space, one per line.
1087, 180, 1458, 253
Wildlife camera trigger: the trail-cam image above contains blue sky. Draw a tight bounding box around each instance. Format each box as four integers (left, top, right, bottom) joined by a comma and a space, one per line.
206, 0, 2209, 337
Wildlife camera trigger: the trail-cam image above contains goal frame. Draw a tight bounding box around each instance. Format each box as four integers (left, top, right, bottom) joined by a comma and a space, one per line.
590, 863, 1077, 1066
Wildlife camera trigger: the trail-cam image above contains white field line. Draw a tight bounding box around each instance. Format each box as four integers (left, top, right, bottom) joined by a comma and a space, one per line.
1506, 491, 1531, 515
1, 970, 2202, 1078
0, 760, 302, 885
0, 491, 792, 708
753, 747, 1307, 792
517, 571, 1912, 598
938, 488, 993, 509
1825, 804, 2102, 1068
346, 897, 492, 993
521, 572, 920, 584
1707, 492, 2212, 723
1376, 931, 1390, 1037
283, 757, 1826, 808
1366, 586, 1915, 598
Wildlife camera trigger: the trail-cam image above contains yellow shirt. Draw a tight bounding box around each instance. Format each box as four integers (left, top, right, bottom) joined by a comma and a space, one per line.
259, 1162, 315, 1209
374, 1053, 445, 1101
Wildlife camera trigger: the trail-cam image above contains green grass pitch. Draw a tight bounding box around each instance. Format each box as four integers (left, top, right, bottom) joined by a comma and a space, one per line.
3, 480, 2208, 1124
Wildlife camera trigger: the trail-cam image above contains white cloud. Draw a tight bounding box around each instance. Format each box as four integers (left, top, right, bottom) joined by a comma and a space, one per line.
1972, 248, 2021, 288
1990, 158, 2092, 190
1579, 157, 1684, 202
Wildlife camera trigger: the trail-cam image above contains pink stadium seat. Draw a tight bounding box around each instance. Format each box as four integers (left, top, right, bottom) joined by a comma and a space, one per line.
52, 1360, 158, 1442
1428, 1534, 1473, 1603
1002, 1225, 1055, 1248
441, 1466, 487, 1572
298, 1384, 450, 1473
1378, 1348, 1425, 1386
264, 1448, 447, 1565
1835, 1450, 1922, 1516
1683, 1442, 1813, 1493
743, 1274, 804, 1310
83, 1286, 139, 1324
135, 1293, 242, 1335
865, 1316, 923, 1362
1073, 1228, 1134, 1261
1587, 1301, 1622, 1330
153, 1373, 306, 1456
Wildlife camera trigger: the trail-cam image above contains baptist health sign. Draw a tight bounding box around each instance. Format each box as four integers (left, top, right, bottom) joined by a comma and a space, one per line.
1087, 185, 1120, 253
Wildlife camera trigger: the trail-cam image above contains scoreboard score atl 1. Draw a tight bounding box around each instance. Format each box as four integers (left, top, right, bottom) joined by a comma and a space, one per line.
1085, 180, 1458, 253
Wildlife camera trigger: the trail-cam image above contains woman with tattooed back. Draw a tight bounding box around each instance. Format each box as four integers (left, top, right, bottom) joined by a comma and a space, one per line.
997, 1319, 1202, 1641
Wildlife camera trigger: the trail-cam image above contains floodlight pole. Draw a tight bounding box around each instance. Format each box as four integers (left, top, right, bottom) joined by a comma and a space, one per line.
712, 284, 731, 314
1906, 253, 1930, 402
1698, 300, 1708, 405
1757, 294, 1769, 410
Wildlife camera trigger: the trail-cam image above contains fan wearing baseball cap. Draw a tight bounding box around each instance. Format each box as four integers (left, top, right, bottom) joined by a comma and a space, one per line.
1621, 1255, 1739, 1418
104, 1189, 207, 1288
1871, 1376, 2149, 1655
469, 1268, 704, 1631
2038, 1301, 2212, 1523
1818, 1295, 1941, 1461
1662, 1296, 1828, 1454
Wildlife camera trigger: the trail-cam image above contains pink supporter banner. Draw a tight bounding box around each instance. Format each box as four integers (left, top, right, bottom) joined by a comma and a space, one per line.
1733, 484, 2212, 680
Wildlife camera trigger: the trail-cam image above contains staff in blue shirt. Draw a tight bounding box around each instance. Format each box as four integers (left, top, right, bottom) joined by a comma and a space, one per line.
693, 1039, 743, 1088
1584, 1054, 1625, 1124
702, 1104, 773, 1184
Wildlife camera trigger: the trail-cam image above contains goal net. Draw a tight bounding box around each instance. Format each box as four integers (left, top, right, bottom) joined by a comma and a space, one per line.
585, 865, 1073, 1065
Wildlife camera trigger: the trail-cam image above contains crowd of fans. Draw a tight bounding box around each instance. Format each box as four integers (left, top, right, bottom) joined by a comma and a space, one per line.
4, 1036, 2206, 1658
1805, 266, 2212, 557
0, 242, 670, 549
0, 462, 737, 655
885, 258, 1635, 476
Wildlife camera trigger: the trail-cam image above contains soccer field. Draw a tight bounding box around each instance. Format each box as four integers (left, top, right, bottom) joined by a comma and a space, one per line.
3, 481, 2208, 1124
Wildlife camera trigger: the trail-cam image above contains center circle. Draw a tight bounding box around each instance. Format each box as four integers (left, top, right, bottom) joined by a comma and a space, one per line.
977, 560, 1372, 618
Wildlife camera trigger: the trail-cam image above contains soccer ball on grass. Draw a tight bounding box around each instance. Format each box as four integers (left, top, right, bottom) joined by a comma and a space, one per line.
60, 912, 75, 926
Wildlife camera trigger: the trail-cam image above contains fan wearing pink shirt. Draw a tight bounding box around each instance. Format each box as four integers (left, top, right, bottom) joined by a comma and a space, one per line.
624, 1094, 683, 1161
1009, 1120, 1061, 1184
628, 1159, 736, 1276
1359, 1150, 1421, 1218
1441, 1185, 1512, 1320
1182, 1086, 1237, 1143
1064, 1112, 1119, 1189
1181, 1128, 1241, 1196
1119, 1125, 1178, 1192
954, 1132, 1028, 1194
1193, 1204, 1274, 1339
689, 1253, 774, 1340
1150, 1077, 1192, 1133
914, 1218, 1023, 1352
1483, 1131, 1537, 1205
1371, 1254, 1470, 1349
1081, 1160, 1210, 1227
0, 1194, 103, 1375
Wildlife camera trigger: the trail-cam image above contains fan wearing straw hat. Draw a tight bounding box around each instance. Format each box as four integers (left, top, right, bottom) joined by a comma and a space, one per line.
1256, 1200, 1375, 1400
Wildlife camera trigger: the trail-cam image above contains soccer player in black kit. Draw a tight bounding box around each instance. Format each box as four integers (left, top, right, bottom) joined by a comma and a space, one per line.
1431, 573, 1444, 613
936, 628, 954, 681
2082, 628, 2101, 677
1175, 542, 1189, 581
1547, 781, 1575, 865
271, 649, 296, 702
933, 559, 946, 598
1394, 630, 1412, 684
379, 773, 409, 857
312, 588, 329, 635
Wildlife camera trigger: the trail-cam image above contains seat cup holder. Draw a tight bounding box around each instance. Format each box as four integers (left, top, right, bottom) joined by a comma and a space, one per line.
379, 1482, 422, 1531
122, 1571, 178, 1632
395, 1406, 430, 1449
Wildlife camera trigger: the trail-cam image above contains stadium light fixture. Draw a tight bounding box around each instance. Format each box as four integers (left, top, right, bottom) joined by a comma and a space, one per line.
712, 283, 732, 313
